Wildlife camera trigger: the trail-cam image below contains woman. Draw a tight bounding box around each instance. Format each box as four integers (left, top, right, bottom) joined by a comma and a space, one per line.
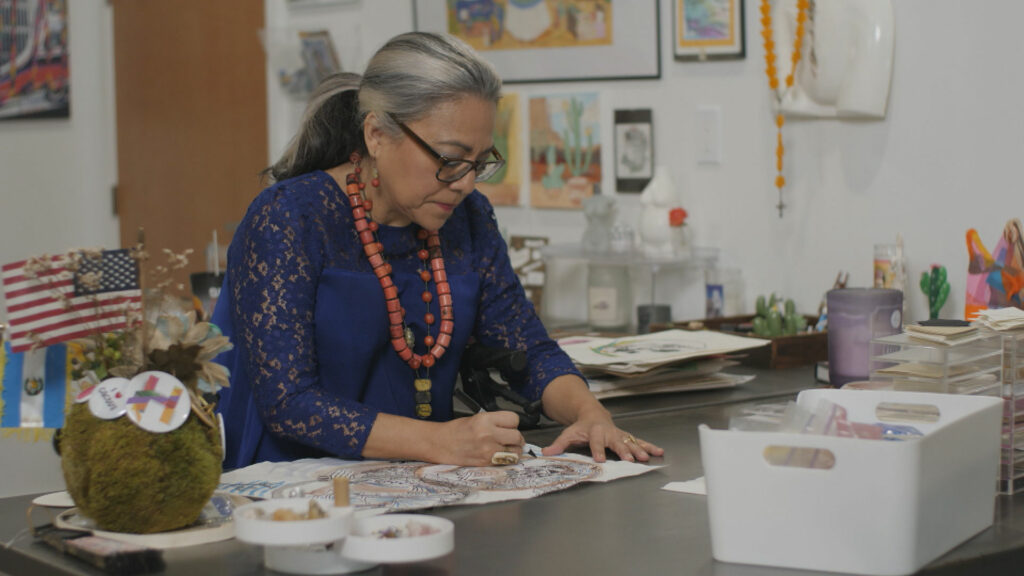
214, 32, 662, 469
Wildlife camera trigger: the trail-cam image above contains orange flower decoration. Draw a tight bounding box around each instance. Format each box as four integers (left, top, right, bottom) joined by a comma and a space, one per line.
669, 207, 688, 227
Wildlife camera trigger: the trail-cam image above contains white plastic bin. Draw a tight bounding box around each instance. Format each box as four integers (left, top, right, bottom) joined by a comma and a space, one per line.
699, 389, 1002, 576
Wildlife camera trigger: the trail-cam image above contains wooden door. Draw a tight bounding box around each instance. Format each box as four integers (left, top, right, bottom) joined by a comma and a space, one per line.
112, 0, 267, 276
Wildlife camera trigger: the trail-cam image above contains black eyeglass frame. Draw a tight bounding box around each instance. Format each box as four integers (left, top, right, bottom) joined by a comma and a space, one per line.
387, 113, 505, 183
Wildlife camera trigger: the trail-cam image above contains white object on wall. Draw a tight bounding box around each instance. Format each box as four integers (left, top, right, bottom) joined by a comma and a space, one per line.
638, 166, 676, 258
774, 0, 894, 118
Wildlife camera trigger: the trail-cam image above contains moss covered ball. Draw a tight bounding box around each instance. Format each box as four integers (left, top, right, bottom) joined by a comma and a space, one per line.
60, 402, 223, 534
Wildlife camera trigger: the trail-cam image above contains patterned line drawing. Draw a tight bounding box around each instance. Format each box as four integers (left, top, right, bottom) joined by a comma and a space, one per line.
278, 462, 471, 511
416, 457, 600, 494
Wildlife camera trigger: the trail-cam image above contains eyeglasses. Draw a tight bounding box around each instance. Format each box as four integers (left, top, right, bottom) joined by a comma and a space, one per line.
388, 114, 505, 183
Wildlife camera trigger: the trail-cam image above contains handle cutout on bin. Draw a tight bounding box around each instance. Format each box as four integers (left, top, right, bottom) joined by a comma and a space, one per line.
875, 402, 940, 423
763, 446, 835, 470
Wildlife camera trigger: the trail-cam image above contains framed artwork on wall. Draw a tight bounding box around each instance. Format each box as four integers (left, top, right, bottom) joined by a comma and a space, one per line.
477, 93, 522, 206
413, 0, 660, 83
674, 0, 745, 61
298, 30, 343, 85
613, 109, 653, 193
528, 92, 600, 210
0, 0, 69, 120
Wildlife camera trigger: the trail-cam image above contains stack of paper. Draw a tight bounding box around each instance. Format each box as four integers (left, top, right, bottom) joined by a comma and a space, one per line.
904, 324, 983, 345
585, 359, 755, 400
558, 330, 769, 399
975, 307, 1024, 331
559, 329, 770, 372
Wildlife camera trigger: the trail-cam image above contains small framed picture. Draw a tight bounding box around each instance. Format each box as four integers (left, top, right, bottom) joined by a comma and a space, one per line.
298, 30, 342, 85
674, 0, 745, 61
614, 109, 653, 193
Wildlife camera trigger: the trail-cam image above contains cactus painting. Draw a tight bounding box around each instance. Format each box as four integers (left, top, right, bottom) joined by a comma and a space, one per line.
528, 92, 601, 209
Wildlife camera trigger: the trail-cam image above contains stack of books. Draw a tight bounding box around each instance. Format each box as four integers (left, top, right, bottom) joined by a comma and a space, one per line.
558, 330, 770, 399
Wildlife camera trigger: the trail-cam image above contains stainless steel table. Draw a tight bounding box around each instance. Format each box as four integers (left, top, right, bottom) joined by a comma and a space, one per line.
2, 366, 1022, 575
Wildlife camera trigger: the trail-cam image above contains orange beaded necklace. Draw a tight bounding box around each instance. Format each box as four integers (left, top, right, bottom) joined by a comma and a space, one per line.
761, 0, 809, 217
345, 152, 454, 419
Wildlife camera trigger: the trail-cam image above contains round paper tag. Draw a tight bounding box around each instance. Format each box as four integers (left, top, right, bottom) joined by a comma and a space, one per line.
87, 378, 131, 420
125, 371, 191, 433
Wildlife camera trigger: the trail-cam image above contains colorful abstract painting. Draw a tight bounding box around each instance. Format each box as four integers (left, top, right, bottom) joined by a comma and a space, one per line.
528, 92, 600, 210
477, 93, 521, 206
965, 219, 1024, 320
0, 0, 69, 120
447, 0, 613, 52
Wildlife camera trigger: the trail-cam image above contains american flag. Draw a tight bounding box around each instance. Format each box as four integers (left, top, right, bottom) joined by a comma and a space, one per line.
2, 249, 142, 353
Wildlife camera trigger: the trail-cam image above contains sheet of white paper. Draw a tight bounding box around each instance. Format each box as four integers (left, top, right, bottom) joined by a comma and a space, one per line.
559, 330, 769, 369
661, 477, 706, 495
218, 453, 660, 511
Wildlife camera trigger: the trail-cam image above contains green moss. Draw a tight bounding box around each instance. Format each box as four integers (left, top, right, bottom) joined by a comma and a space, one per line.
61, 403, 222, 534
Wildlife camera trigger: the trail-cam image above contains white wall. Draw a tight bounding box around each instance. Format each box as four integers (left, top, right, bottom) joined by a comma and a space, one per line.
0, 1, 118, 497
1, 0, 1022, 496
265, 0, 1024, 325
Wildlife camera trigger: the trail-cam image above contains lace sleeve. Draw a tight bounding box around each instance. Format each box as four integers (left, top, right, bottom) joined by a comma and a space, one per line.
468, 197, 584, 401
230, 187, 379, 458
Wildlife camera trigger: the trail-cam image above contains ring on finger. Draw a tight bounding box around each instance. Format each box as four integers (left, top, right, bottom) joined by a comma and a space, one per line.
491, 451, 519, 466
623, 433, 637, 444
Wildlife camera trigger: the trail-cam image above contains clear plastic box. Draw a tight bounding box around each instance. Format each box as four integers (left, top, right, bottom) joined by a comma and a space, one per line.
699, 389, 1002, 576
997, 330, 1024, 494
870, 332, 1002, 395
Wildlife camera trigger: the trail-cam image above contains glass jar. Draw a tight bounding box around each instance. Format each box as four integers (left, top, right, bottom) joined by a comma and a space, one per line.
587, 263, 631, 332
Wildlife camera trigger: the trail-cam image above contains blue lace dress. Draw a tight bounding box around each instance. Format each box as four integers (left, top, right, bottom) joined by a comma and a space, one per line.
212, 171, 581, 469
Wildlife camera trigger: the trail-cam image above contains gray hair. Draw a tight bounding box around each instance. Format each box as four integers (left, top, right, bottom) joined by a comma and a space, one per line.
263, 32, 502, 183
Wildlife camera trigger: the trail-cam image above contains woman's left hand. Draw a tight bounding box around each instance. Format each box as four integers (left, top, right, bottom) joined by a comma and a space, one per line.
540, 406, 664, 463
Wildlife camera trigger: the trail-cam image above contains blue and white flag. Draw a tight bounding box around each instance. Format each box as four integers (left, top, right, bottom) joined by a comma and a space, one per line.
0, 342, 68, 428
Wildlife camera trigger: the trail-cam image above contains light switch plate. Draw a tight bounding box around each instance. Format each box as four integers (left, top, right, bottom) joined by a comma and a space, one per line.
697, 105, 721, 165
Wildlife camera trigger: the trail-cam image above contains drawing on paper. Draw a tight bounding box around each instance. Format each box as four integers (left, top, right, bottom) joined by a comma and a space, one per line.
529, 93, 601, 209
591, 337, 707, 358
680, 0, 734, 42
273, 462, 472, 511
217, 452, 658, 512
416, 457, 600, 493
447, 0, 613, 52
477, 93, 521, 206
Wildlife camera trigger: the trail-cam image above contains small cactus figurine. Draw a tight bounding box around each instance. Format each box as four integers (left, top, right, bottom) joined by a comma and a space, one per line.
920, 264, 950, 320
752, 293, 807, 337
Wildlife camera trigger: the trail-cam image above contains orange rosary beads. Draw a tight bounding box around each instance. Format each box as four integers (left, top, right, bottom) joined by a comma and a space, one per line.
761, 0, 808, 216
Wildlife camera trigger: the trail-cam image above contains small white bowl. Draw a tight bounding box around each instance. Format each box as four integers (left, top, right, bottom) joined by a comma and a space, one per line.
341, 514, 454, 564
234, 498, 353, 547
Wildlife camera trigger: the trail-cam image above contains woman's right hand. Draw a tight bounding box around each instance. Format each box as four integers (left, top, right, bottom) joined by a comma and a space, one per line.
435, 410, 523, 466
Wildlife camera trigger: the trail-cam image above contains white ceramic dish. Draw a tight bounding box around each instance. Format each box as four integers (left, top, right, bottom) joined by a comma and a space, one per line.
55, 494, 248, 549
341, 514, 454, 564
32, 490, 75, 508
234, 498, 354, 547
